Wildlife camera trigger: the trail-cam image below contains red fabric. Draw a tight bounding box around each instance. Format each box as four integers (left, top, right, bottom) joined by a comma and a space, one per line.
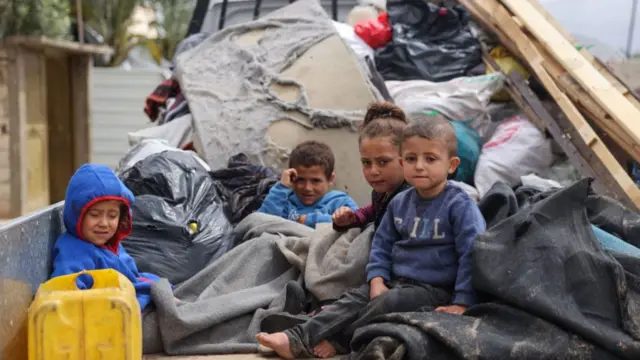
353, 204, 375, 227
354, 12, 393, 49
144, 79, 181, 121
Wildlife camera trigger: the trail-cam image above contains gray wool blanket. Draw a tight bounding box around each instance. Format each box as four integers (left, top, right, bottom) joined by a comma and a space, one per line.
143, 213, 373, 355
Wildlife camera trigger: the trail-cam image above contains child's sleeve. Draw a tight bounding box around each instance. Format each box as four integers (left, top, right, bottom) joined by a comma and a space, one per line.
450, 196, 486, 307
333, 203, 375, 231
365, 199, 400, 282
304, 195, 358, 228
258, 182, 291, 217
118, 244, 165, 310
50, 246, 97, 283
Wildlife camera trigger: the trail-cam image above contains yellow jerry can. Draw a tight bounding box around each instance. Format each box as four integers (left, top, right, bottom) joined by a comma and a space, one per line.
28, 269, 142, 360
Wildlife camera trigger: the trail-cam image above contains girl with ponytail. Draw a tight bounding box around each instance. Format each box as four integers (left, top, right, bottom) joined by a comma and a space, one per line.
332, 101, 411, 231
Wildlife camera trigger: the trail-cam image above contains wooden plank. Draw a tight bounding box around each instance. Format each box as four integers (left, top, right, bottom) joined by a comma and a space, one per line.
534, 43, 640, 161
472, 0, 640, 207
527, 0, 640, 102
23, 50, 50, 213
463, 0, 640, 162
2, 36, 112, 56
6, 48, 27, 218
483, 50, 634, 206
501, 0, 640, 146
0, 55, 10, 192
70, 55, 92, 169
46, 55, 74, 203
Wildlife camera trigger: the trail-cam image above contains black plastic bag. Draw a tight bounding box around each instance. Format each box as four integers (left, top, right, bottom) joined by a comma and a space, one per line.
375, 1, 482, 82
210, 153, 278, 224
119, 150, 235, 284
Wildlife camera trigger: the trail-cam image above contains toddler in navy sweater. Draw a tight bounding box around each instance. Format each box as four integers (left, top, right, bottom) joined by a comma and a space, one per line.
257, 114, 486, 359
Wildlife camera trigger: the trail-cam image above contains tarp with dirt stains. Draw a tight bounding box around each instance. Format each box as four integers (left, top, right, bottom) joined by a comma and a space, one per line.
349, 179, 640, 360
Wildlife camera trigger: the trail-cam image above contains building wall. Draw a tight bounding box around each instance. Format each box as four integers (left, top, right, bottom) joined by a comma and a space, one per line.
90, 67, 163, 169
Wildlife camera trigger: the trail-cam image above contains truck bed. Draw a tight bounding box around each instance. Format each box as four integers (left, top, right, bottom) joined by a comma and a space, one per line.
144, 355, 266, 359
145, 354, 340, 359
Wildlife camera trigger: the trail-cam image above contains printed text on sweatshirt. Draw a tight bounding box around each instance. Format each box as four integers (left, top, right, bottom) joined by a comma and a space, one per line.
366, 183, 486, 306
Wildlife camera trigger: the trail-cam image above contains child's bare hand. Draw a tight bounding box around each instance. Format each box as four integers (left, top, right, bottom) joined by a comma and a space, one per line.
435, 305, 467, 315
332, 207, 356, 226
369, 278, 389, 300
280, 168, 297, 188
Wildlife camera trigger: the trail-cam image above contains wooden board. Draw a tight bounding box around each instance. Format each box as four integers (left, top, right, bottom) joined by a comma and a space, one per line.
526, 0, 640, 107
463, 0, 640, 163
524, 0, 640, 160
6, 48, 27, 218
2, 36, 112, 56
471, 0, 640, 207
23, 50, 50, 213
70, 55, 92, 169
46, 55, 74, 203
0, 50, 11, 217
485, 53, 635, 206
501, 0, 640, 147
533, 43, 640, 161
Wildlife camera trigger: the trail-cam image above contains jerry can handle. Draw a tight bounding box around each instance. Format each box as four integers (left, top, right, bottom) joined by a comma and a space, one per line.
75, 271, 95, 290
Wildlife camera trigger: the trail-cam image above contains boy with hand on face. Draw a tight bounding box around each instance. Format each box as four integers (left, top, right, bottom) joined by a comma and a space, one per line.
257, 116, 486, 359
258, 140, 358, 228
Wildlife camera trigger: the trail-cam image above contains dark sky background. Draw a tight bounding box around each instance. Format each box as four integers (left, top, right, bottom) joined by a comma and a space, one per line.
540, 0, 640, 60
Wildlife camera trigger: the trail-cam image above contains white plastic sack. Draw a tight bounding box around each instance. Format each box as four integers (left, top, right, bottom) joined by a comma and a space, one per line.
116, 138, 210, 176
347, 5, 379, 26
474, 116, 554, 197
521, 174, 563, 192
450, 180, 480, 202
386, 73, 505, 138
128, 114, 193, 149
332, 21, 375, 62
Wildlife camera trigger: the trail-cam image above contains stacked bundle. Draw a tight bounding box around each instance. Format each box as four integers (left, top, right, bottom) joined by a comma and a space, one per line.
460, 0, 640, 210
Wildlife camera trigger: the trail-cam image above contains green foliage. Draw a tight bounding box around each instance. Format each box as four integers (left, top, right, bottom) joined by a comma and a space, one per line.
0, 0, 194, 67
0, 0, 71, 40
79, 0, 146, 66
147, 0, 194, 63
80, 0, 194, 66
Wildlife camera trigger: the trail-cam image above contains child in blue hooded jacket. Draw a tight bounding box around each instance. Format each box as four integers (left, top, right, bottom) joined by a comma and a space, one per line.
258, 141, 358, 228
50, 164, 163, 310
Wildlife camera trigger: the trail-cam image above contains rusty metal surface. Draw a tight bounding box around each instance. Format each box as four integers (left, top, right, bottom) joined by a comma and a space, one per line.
0, 202, 64, 360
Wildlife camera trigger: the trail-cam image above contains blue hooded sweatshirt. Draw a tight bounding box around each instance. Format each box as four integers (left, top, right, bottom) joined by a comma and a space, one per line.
258, 183, 358, 228
50, 164, 161, 310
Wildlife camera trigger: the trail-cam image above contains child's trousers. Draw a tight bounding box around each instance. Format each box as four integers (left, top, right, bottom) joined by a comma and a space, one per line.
283, 279, 452, 357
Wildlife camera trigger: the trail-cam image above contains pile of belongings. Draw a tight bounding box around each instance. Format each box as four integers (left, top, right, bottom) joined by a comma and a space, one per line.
120, 0, 640, 357
115, 139, 278, 285
118, 140, 640, 360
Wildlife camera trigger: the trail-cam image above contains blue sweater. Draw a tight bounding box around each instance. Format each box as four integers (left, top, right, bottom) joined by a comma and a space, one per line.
366, 183, 486, 307
50, 164, 162, 310
258, 183, 358, 228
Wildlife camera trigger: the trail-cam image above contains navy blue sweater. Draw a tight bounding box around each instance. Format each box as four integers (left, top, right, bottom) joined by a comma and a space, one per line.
366, 183, 486, 307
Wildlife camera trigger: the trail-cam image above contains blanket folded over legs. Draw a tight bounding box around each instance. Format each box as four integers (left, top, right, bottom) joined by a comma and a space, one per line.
350, 179, 640, 360
143, 213, 373, 355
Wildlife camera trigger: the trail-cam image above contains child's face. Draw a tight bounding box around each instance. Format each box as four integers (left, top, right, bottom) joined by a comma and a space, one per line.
81, 200, 122, 246
401, 136, 460, 198
359, 136, 404, 194
292, 165, 334, 206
